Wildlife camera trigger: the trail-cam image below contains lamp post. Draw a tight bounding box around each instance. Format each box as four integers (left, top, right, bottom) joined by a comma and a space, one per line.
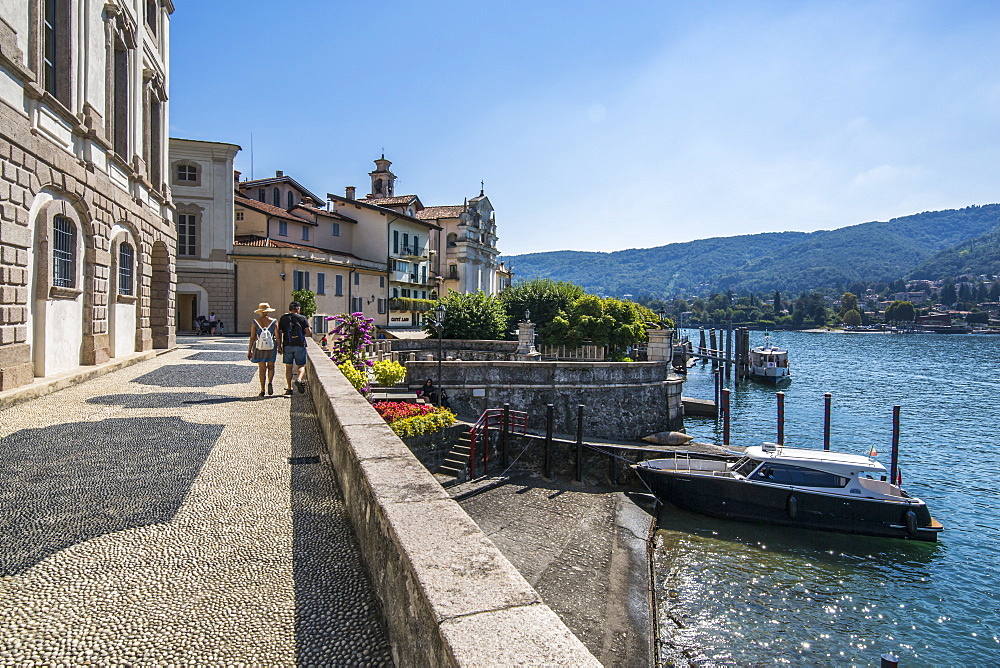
430, 303, 446, 407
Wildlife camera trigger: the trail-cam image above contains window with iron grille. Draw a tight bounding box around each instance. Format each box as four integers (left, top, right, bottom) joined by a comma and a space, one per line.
52, 215, 76, 288
118, 242, 134, 295
177, 214, 196, 256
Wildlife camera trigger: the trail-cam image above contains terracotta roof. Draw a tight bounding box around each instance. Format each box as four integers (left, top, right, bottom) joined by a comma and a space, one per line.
235, 195, 317, 225
233, 234, 365, 261
416, 205, 465, 220
291, 204, 357, 224
238, 174, 324, 203
363, 195, 421, 207
325, 194, 442, 230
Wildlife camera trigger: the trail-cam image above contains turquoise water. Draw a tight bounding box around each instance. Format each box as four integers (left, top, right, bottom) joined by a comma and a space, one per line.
653, 330, 1000, 665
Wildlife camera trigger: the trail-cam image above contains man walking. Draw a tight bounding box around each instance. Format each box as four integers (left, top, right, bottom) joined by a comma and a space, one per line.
278, 301, 313, 395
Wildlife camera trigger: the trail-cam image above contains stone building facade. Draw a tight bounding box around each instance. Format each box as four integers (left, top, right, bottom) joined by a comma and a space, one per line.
169, 138, 240, 333
416, 190, 502, 297
0, 1, 175, 391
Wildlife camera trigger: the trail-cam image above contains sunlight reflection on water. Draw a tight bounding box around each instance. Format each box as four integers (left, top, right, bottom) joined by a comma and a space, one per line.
653, 330, 1000, 665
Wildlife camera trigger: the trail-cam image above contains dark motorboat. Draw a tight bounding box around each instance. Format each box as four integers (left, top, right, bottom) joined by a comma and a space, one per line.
633, 444, 942, 541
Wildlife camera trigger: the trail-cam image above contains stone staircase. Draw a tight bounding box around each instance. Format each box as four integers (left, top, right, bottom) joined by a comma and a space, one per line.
369, 384, 429, 405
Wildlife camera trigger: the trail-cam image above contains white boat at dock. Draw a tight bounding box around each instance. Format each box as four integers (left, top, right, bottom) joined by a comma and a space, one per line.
748, 335, 790, 384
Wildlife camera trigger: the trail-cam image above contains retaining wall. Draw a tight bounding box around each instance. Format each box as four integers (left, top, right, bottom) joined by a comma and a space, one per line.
305, 341, 599, 666
405, 360, 684, 441
391, 338, 518, 362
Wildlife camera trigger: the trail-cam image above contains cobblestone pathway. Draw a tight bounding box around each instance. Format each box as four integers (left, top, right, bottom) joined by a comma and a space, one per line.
0, 338, 393, 666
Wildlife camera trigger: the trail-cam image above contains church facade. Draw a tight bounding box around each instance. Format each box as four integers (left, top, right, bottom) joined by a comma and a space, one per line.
0, 0, 176, 391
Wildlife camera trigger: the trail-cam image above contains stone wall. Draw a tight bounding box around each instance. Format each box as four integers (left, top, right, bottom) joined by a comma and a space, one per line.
391, 338, 518, 362
304, 341, 599, 666
405, 360, 684, 440
0, 109, 175, 390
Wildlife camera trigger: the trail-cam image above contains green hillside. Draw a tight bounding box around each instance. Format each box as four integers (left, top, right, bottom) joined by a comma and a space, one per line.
908, 223, 1000, 280
507, 204, 1000, 296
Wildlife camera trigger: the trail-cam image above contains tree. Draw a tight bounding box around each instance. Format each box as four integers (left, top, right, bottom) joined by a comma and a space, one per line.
939, 282, 957, 306
842, 309, 862, 327
291, 289, 317, 317
839, 292, 858, 319
884, 300, 916, 323
499, 279, 584, 343
429, 291, 507, 340
792, 292, 830, 326
542, 295, 651, 356
991, 280, 1000, 301
773, 291, 782, 312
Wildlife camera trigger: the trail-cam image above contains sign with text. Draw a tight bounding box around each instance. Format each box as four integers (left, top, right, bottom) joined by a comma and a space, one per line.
389, 314, 412, 325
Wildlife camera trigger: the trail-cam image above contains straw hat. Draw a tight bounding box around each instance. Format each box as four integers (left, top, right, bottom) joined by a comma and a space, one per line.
253, 302, 276, 315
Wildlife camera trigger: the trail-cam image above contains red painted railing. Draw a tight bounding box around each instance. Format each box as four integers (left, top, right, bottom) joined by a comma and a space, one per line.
468, 407, 528, 478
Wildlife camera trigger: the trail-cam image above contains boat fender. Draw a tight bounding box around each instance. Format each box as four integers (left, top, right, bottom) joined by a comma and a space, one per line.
787, 494, 798, 519
642, 431, 694, 446
904, 510, 918, 535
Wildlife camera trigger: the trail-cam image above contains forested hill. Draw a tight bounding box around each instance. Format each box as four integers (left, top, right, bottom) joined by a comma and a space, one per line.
907, 223, 1000, 280
507, 204, 1000, 296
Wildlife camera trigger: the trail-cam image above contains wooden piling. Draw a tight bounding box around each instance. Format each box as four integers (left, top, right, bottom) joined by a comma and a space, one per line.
777, 391, 785, 445
699, 328, 707, 363
722, 388, 731, 445
823, 393, 832, 451
709, 330, 718, 370
544, 403, 554, 479
890, 406, 900, 485
726, 320, 733, 380
501, 403, 510, 468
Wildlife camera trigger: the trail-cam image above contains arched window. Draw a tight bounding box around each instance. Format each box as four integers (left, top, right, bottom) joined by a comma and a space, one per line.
273, 188, 280, 207
287, 191, 295, 209
257, 188, 265, 202
447, 232, 458, 247
52, 215, 77, 288
118, 242, 134, 295
375, 179, 383, 194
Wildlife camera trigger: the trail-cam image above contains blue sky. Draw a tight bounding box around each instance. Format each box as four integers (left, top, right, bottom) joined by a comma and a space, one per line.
169, 1, 1000, 255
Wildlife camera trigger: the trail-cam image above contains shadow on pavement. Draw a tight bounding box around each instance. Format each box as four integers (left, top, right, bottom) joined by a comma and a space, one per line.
86, 392, 246, 408
185, 351, 252, 362
133, 364, 255, 387
288, 393, 393, 665
0, 416, 222, 576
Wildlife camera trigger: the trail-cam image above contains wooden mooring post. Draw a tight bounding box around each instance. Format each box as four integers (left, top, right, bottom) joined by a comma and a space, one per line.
726, 320, 733, 380
721, 388, 731, 445
823, 393, 832, 451
544, 403, 554, 479
714, 368, 722, 416
699, 328, 707, 363
890, 406, 901, 485
709, 329, 719, 370
776, 391, 785, 445
575, 405, 584, 482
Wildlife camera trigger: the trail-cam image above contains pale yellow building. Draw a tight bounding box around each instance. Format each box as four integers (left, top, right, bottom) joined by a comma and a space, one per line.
231, 176, 387, 334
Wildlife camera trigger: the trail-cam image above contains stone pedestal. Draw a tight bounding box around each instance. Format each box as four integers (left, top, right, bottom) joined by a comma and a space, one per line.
646, 328, 674, 361
516, 320, 540, 360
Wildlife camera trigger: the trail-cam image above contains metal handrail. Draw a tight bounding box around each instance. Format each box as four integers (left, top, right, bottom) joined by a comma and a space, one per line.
469, 407, 528, 478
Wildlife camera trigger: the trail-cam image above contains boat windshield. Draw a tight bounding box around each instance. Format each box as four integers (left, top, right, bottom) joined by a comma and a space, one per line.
731, 456, 759, 478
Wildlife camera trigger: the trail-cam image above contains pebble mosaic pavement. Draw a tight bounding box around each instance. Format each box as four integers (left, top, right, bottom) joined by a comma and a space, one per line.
0, 338, 393, 666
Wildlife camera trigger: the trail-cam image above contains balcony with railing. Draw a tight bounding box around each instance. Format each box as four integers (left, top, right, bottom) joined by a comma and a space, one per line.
393, 245, 427, 261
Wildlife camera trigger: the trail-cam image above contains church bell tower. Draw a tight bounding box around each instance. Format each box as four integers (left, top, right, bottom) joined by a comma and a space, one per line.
368, 154, 396, 198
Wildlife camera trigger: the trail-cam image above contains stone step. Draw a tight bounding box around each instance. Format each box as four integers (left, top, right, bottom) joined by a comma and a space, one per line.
438, 464, 466, 477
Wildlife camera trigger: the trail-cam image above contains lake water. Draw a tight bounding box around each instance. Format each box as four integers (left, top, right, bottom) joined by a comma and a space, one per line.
653, 330, 999, 666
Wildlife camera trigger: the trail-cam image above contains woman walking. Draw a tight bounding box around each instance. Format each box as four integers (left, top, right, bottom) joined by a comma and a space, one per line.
247, 303, 278, 397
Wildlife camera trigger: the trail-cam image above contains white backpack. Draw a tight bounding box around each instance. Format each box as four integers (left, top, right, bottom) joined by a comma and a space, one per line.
256, 322, 275, 351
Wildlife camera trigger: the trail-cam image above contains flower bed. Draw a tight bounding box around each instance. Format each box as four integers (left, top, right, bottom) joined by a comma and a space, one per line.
373, 400, 455, 437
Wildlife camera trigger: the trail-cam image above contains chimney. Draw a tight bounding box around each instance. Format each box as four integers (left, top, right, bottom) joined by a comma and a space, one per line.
233, 170, 241, 183
275, 170, 283, 177
301, 196, 315, 207
345, 186, 356, 200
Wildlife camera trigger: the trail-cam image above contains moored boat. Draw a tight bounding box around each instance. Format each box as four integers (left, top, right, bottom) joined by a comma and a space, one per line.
748, 335, 790, 384
633, 444, 942, 541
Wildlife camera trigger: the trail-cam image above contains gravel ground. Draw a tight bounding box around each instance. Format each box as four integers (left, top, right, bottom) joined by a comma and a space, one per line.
0, 337, 393, 666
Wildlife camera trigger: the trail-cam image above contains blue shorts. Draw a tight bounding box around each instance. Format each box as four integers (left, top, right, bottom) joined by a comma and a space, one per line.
282, 345, 306, 366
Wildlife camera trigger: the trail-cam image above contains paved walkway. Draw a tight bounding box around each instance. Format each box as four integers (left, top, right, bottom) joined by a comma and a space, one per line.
0, 337, 392, 666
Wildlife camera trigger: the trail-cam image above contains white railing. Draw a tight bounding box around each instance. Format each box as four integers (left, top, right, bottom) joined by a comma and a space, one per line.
537, 344, 607, 361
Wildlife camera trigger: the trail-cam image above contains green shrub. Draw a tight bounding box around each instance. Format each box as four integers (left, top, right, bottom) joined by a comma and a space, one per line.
372, 360, 407, 387
337, 361, 369, 392
389, 408, 456, 437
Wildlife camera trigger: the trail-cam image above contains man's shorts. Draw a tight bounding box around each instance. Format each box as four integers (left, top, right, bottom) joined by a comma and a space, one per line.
282, 345, 306, 366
